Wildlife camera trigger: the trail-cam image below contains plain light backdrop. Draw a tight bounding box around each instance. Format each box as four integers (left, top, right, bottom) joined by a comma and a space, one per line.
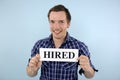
0, 0, 120, 80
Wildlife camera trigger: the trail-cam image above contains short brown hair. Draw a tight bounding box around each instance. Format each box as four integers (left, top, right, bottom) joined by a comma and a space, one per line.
48, 4, 71, 23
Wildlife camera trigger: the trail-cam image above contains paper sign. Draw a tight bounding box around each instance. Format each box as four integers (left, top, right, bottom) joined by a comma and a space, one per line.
39, 48, 78, 62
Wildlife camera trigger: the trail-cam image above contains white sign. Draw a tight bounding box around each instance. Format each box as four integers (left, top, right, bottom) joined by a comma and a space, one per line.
39, 48, 78, 62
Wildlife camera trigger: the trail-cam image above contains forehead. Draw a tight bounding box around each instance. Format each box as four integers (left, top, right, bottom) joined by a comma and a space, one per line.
49, 11, 66, 20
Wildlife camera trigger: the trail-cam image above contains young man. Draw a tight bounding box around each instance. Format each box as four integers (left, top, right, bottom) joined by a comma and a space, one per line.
26, 4, 97, 80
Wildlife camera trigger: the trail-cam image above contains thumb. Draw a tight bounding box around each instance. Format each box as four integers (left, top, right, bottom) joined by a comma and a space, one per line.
38, 60, 42, 67
36, 53, 40, 60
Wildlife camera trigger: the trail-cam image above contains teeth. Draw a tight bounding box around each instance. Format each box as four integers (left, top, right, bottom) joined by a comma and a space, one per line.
54, 31, 60, 34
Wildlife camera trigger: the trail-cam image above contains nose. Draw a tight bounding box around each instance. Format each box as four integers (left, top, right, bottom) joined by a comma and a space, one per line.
54, 22, 60, 30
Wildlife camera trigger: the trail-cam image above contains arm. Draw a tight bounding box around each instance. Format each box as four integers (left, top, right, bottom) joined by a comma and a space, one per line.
78, 55, 95, 78
26, 54, 42, 77
83, 64, 95, 78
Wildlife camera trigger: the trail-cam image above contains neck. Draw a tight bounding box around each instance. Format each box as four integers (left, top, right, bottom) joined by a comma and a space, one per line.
52, 32, 68, 48
53, 33, 67, 48
53, 37, 64, 48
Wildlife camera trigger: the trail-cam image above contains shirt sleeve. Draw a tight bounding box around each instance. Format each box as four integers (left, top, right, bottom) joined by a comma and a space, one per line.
78, 42, 98, 74
31, 40, 40, 57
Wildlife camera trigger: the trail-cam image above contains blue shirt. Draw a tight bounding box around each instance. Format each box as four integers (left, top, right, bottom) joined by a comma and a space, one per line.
31, 33, 95, 80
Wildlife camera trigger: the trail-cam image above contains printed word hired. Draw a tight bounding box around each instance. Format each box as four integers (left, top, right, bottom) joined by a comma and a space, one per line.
44, 51, 75, 59
39, 48, 78, 62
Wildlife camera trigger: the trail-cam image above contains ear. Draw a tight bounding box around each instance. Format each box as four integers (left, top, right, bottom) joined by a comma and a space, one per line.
67, 22, 71, 28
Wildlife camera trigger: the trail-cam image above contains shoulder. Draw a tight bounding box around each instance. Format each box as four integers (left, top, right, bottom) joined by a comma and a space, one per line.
31, 37, 50, 57
69, 36, 89, 55
34, 37, 49, 46
69, 36, 87, 47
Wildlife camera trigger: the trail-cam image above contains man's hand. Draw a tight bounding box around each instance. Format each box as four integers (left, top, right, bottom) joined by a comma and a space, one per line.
78, 55, 91, 71
28, 54, 42, 71
78, 55, 94, 78
26, 54, 42, 77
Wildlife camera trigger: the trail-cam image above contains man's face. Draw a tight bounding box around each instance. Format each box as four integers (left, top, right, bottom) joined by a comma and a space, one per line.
49, 11, 70, 40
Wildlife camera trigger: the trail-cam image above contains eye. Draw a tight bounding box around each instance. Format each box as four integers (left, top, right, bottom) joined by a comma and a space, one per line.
50, 20, 55, 24
59, 20, 64, 24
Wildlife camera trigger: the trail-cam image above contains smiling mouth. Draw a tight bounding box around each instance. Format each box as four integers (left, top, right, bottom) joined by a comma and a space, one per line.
54, 30, 61, 35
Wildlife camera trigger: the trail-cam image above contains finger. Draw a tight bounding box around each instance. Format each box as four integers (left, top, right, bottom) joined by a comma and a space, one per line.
38, 61, 42, 67
36, 53, 40, 60
81, 55, 89, 61
78, 55, 86, 60
34, 54, 40, 62
29, 61, 36, 67
77, 57, 80, 61
80, 65, 87, 71
80, 58, 89, 65
31, 57, 38, 63
80, 55, 88, 59
29, 57, 39, 67
80, 64, 84, 68
78, 55, 85, 64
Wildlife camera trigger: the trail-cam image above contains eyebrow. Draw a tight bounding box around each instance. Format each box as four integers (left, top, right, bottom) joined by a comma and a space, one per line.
49, 19, 65, 22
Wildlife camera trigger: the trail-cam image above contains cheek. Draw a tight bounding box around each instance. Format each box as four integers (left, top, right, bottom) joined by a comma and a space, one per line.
49, 26, 53, 32
50, 24, 55, 29
49, 25, 53, 29
62, 26, 68, 31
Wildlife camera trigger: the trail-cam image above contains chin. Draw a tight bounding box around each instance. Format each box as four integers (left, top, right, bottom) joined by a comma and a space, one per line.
54, 36, 61, 39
